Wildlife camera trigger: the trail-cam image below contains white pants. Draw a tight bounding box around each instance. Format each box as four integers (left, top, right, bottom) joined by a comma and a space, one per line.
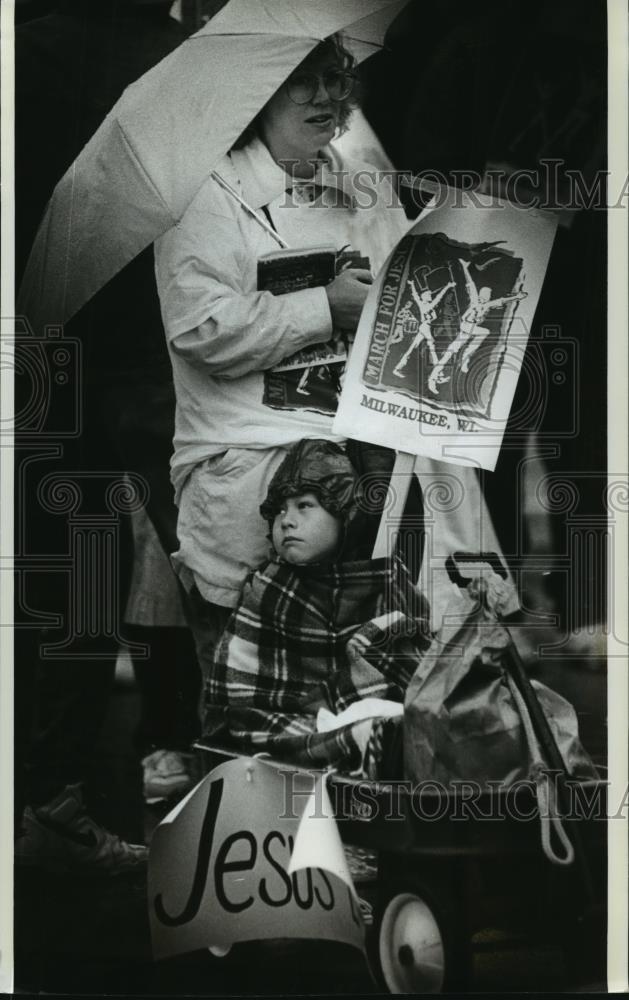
173, 446, 290, 608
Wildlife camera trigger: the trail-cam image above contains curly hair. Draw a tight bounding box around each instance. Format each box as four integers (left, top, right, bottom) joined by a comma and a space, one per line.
231, 32, 360, 151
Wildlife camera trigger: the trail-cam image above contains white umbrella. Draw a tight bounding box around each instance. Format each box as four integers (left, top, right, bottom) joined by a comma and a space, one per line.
18, 0, 407, 330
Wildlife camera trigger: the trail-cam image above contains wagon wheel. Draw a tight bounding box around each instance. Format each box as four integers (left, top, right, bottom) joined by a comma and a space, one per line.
368, 875, 471, 993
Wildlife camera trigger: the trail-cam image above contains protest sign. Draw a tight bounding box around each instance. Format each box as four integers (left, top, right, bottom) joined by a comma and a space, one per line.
148, 757, 364, 961
334, 192, 558, 471
287, 775, 357, 895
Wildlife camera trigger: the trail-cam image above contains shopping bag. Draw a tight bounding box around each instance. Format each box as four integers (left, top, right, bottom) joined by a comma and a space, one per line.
403, 592, 598, 789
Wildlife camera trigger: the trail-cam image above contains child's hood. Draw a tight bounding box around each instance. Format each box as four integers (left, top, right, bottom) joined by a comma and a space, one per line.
260, 439, 359, 524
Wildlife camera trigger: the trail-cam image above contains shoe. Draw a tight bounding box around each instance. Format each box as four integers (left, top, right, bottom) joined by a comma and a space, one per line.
15, 784, 147, 875
142, 749, 193, 804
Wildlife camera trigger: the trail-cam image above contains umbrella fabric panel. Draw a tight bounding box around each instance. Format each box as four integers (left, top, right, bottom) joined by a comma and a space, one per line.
115, 36, 316, 222
18, 0, 407, 329
338, 0, 409, 55
18, 38, 310, 331
19, 118, 175, 331
205, 0, 401, 45
117, 0, 408, 215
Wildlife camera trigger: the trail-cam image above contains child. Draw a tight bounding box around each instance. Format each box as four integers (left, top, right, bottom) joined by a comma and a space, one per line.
204, 439, 432, 779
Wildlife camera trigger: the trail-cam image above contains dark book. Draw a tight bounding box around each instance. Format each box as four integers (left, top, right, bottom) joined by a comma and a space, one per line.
257, 245, 337, 296
336, 248, 371, 273
257, 245, 371, 382
257, 246, 372, 297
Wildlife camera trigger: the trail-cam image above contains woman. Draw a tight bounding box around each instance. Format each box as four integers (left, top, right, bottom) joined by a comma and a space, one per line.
154, 33, 409, 669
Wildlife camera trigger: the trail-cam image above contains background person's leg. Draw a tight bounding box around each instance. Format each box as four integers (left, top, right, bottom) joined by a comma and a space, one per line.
183, 587, 232, 741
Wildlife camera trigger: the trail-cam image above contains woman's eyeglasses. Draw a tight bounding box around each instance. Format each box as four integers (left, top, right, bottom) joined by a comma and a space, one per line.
286, 69, 356, 105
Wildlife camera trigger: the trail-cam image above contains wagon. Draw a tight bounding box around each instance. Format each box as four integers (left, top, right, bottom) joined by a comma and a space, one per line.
194, 739, 607, 993
193, 552, 607, 992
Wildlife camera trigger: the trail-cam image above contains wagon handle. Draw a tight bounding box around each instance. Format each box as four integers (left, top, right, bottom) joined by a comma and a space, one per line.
446, 551, 596, 900
445, 550, 508, 589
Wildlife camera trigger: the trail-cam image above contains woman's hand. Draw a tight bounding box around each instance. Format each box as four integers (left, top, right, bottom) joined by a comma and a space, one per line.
325, 268, 373, 332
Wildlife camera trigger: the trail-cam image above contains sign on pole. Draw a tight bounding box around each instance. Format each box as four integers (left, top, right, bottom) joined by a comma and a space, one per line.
334, 191, 558, 471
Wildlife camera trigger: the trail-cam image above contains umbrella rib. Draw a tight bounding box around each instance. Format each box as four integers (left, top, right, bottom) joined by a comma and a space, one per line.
190, 32, 384, 46
211, 171, 290, 249
187, 32, 325, 41
342, 35, 385, 48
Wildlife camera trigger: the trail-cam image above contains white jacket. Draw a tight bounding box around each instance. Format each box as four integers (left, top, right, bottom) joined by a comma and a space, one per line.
154, 136, 409, 498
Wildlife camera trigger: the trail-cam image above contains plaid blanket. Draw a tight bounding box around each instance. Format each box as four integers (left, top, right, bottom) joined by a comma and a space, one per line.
204, 556, 431, 778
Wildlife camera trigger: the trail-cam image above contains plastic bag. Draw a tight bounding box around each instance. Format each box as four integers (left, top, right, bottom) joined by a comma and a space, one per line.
403, 592, 598, 788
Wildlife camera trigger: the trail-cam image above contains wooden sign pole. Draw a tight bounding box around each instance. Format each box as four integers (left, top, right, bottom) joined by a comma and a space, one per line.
371, 451, 416, 559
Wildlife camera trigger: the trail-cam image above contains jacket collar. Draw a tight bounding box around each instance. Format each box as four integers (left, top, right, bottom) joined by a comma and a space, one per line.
229, 136, 358, 210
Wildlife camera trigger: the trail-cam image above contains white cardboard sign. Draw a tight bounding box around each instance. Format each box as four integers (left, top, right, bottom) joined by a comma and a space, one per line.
148, 757, 364, 961
334, 192, 558, 471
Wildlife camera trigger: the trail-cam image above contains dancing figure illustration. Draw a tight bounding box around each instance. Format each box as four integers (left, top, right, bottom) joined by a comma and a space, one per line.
428, 258, 527, 394
296, 363, 343, 401
393, 277, 455, 378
